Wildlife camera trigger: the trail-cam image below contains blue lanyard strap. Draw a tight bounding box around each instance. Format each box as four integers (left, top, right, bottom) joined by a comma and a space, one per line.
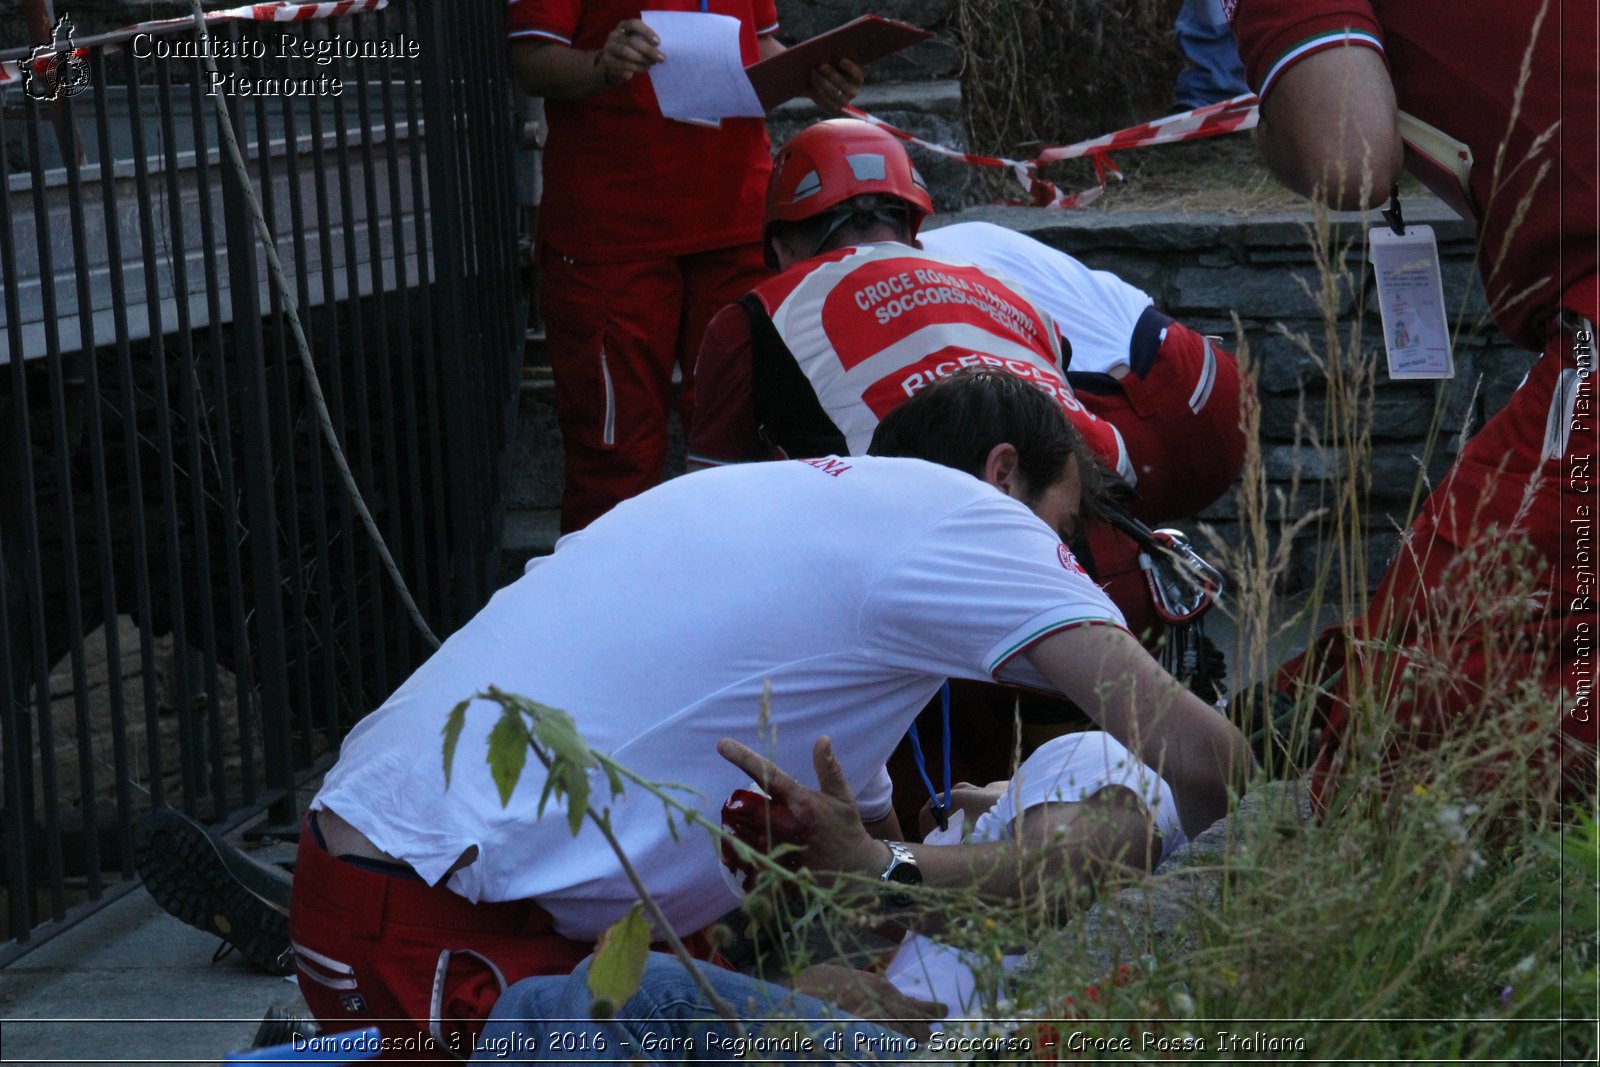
905, 681, 954, 832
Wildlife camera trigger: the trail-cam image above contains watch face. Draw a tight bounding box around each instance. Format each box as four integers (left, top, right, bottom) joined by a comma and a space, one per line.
882, 886, 916, 910
886, 864, 922, 887
880, 842, 921, 908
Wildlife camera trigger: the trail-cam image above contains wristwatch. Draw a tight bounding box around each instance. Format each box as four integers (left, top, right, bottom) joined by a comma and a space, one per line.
878, 840, 922, 909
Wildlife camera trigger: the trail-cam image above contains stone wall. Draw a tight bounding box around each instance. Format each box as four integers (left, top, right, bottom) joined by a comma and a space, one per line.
940, 200, 1539, 595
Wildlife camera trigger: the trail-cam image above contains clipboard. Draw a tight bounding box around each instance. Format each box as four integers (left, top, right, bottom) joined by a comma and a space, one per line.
1397, 109, 1479, 224
745, 15, 933, 111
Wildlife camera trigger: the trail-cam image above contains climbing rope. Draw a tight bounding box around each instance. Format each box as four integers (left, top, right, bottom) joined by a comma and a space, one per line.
186, 0, 440, 650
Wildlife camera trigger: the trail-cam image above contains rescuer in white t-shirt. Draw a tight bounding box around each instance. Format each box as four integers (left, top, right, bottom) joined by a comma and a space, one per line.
691, 119, 1245, 831
287, 369, 1251, 1051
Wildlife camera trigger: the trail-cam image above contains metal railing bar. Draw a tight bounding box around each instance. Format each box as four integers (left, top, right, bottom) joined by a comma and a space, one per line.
376, 2, 430, 642
279, 84, 341, 757
328, 24, 388, 699
22, 96, 72, 923
249, 42, 306, 788
0, 554, 32, 943
182, 52, 237, 819
483, 9, 516, 590
304, 41, 368, 712
0, 96, 39, 944
422, 0, 480, 629
153, 56, 204, 814
123, 48, 176, 811
54, 86, 107, 897
485, 16, 523, 473
468, 11, 507, 599
4, 102, 423, 196
458, 12, 496, 600
210, 22, 296, 826
352, 13, 406, 689
2, 239, 435, 365
397, 1, 447, 636
89, 46, 139, 883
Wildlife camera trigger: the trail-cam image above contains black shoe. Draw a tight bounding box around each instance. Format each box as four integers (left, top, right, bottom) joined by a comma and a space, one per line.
251, 1006, 320, 1048
134, 807, 295, 975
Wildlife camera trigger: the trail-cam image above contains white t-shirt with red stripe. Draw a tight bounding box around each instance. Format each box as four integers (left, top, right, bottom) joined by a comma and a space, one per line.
313, 456, 1123, 940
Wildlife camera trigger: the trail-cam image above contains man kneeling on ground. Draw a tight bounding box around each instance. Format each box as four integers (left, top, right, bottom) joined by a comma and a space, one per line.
285, 369, 1250, 1056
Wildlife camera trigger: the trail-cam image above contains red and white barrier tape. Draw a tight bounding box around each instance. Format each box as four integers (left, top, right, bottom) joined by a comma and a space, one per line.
847, 92, 1261, 209
7, 10, 1257, 211
1, 0, 388, 88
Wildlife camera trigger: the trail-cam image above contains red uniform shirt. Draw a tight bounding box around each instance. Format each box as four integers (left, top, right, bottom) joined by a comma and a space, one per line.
692, 243, 1132, 480
509, 0, 778, 261
1229, 0, 1599, 350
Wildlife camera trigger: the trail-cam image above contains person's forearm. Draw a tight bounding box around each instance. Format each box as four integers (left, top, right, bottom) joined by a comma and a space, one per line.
1026, 628, 1255, 839
509, 40, 608, 100
845, 794, 1155, 935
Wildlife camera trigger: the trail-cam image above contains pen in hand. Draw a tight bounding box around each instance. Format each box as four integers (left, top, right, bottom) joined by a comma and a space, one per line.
596, 19, 664, 86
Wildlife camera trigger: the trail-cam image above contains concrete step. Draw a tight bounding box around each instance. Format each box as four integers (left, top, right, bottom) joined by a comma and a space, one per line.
524, 326, 549, 371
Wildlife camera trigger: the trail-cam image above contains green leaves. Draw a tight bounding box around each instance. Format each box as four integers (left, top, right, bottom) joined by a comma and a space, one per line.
441, 699, 469, 788
442, 688, 603, 837
487, 710, 530, 808
588, 905, 652, 1013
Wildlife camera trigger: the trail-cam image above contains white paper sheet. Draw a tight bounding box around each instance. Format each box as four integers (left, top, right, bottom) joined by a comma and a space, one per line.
640, 10, 764, 124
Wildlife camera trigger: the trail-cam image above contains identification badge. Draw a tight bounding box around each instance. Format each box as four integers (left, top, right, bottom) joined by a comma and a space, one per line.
1369, 224, 1454, 379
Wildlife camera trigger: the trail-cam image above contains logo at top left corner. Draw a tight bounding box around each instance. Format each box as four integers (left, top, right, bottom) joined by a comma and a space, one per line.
24, 14, 92, 103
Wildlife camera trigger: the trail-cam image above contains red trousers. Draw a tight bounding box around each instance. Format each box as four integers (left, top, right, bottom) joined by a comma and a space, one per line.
1296, 281, 1600, 807
289, 819, 592, 1060
540, 241, 770, 533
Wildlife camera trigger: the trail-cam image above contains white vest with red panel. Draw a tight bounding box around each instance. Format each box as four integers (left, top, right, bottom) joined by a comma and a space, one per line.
743, 242, 1133, 483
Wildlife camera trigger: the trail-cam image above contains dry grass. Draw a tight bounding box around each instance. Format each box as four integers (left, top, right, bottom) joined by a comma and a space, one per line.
1076, 137, 1302, 215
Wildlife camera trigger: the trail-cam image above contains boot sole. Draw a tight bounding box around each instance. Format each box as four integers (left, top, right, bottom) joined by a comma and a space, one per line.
134, 807, 294, 976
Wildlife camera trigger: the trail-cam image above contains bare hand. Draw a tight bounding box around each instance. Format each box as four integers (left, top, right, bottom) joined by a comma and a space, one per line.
808, 58, 864, 114
596, 18, 664, 87
791, 962, 945, 1043
716, 736, 884, 881
918, 780, 1008, 838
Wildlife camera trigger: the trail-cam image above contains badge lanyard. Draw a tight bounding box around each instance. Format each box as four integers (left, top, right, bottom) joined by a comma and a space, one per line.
905, 681, 953, 832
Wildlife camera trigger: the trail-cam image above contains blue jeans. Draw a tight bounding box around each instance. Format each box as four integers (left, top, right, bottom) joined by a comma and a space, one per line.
471, 954, 915, 1064
1173, 0, 1248, 109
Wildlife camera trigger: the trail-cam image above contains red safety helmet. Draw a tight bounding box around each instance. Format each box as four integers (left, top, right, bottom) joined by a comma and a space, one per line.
764, 119, 934, 245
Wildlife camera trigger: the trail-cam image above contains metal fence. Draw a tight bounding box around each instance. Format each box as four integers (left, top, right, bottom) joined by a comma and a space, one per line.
0, 0, 524, 960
